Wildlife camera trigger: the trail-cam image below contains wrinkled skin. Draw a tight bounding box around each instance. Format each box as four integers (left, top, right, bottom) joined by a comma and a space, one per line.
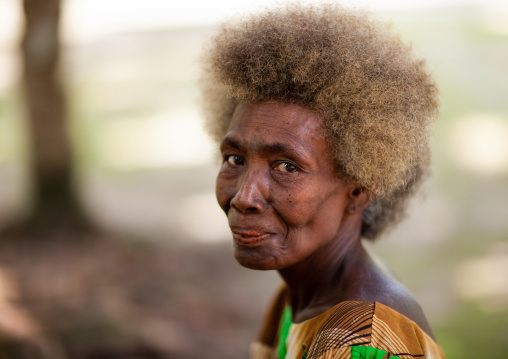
215, 101, 434, 337
216, 101, 366, 271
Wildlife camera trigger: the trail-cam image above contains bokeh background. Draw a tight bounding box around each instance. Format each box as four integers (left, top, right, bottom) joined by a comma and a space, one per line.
0, 0, 507, 358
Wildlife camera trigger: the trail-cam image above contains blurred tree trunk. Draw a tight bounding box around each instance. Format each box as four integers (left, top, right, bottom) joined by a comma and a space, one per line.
20, 0, 84, 230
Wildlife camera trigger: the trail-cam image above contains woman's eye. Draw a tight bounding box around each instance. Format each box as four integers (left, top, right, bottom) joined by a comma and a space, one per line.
274, 162, 298, 173
226, 155, 244, 166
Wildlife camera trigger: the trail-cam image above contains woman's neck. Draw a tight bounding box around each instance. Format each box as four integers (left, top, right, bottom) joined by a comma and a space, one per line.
278, 225, 370, 323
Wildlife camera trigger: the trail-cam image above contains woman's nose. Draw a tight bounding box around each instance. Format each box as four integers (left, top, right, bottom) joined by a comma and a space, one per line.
230, 170, 267, 214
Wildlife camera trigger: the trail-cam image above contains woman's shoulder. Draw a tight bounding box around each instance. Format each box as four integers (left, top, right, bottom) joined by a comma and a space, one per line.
296, 300, 445, 359
251, 295, 445, 359
343, 262, 435, 340
252, 283, 445, 359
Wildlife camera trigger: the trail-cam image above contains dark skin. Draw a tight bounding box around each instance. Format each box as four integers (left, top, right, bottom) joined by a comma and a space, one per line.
216, 101, 435, 339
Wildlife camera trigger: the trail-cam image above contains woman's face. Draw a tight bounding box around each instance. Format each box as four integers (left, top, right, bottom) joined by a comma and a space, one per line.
216, 101, 354, 270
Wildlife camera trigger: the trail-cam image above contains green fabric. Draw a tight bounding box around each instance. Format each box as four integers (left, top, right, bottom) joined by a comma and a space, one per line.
276, 306, 293, 359
302, 344, 307, 359
350, 346, 400, 359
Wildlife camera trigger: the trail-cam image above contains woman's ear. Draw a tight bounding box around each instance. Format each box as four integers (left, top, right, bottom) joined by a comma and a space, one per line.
346, 187, 372, 214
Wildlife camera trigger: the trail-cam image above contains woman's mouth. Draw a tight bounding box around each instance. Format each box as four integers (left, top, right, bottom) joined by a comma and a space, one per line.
231, 229, 270, 246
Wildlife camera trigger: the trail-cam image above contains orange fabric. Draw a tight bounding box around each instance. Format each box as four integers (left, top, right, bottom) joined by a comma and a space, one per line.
250, 287, 445, 359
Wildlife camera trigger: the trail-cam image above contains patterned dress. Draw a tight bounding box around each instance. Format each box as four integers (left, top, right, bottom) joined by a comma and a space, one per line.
250, 286, 445, 359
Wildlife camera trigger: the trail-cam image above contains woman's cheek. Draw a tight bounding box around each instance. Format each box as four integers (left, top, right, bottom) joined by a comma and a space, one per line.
273, 197, 305, 228
216, 179, 235, 213
215, 177, 230, 212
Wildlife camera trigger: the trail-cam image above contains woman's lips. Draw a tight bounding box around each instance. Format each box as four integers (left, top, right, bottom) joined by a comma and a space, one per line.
231, 229, 271, 246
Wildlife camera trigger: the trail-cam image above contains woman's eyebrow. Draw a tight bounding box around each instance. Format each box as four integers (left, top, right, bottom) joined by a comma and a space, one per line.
259, 142, 308, 161
220, 137, 243, 151
221, 137, 309, 161
261, 143, 295, 155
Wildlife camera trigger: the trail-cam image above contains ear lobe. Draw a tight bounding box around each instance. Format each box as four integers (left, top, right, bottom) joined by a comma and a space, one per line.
346, 187, 372, 214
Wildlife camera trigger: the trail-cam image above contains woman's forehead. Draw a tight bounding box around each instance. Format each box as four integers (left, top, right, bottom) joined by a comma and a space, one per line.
228, 101, 325, 137
223, 101, 330, 160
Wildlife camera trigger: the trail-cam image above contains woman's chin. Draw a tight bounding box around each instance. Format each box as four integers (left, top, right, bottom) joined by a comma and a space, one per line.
233, 246, 281, 271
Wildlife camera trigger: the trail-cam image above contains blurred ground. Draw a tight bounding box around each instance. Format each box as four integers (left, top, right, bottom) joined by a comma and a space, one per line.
0, 4, 507, 359
0, 231, 279, 358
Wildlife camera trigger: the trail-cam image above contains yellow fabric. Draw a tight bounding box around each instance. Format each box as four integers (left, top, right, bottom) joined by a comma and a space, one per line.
251, 287, 445, 359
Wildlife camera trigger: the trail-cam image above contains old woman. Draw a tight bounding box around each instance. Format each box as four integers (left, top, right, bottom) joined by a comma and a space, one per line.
201, 3, 444, 359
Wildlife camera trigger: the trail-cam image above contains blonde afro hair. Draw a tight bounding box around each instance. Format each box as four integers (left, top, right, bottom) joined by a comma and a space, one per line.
200, 3, 438, 239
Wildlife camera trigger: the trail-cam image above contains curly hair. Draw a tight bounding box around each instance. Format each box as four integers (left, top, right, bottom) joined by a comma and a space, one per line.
200, 3, 438, 239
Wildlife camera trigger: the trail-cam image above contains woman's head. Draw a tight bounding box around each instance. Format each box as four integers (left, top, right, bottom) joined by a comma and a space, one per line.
216, 101, 371, 270
201, 3, 438, 239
